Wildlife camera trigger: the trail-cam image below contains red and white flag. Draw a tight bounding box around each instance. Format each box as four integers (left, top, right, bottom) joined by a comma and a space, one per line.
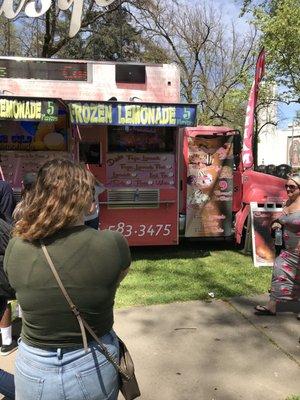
242, 49, 266, 170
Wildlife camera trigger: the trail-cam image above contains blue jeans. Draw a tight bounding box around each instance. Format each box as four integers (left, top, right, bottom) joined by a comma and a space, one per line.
0, 369, 15, 399
15, 330, 119, 400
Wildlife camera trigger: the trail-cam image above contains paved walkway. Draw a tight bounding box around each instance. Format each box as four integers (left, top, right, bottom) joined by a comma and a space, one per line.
1, 294, 300, 400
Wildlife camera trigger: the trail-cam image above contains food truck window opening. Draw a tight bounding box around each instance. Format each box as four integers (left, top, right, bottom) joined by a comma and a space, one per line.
0, 106, 68, 152
115, 64, 146, 84
107, 126, 175, 153
233, 133, 241, 169
79, 141, 101, 165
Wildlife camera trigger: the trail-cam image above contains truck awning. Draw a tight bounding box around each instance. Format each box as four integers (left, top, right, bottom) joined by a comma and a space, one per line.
0, 96, 61, 122
67, 101, 197, 127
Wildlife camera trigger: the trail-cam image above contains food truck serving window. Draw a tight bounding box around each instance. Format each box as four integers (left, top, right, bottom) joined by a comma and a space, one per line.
108, 126, 174, 153
79, 142, 101, 165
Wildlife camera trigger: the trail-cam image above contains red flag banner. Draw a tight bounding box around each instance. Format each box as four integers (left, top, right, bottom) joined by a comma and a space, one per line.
242, 49, 266, 170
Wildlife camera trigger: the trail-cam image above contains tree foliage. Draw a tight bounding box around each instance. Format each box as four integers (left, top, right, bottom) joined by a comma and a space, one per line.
0, 16, 20, 56
132, 0, 259, 129
57, 5, 143, 61
242, 0, 300, 101
0, 0, 263, 131
0, 0, 169, 63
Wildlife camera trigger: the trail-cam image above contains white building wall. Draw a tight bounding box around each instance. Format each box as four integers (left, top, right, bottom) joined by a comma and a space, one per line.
256, 83, 300, 167
256, 84, 278, 165
257, 124, 300, 166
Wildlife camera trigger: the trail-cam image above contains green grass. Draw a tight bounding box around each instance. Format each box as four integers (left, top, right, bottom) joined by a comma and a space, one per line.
115, 241, 272, 308
286, 397, 300, 400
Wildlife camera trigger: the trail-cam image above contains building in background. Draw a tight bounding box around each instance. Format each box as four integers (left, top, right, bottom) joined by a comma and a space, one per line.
257, 84, 278, 166
257, 84, 300, 170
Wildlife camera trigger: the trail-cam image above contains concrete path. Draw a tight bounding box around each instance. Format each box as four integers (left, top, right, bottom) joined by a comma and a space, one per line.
1, 295, 300, 400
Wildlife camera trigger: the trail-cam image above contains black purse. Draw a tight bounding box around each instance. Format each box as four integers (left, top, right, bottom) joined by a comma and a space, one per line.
41, 242, 141, 400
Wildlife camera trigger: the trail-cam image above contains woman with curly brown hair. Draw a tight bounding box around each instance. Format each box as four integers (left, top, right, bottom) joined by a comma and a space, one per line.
4, 159, 131, 400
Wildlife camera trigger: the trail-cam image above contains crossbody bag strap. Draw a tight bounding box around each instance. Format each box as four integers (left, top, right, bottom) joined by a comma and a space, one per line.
40, 242, 130, 379
40, 242, 88, 351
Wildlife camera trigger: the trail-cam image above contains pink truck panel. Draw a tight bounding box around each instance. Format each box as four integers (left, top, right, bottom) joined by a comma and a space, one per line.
242, 170, 287, 204
0, 58, 180, 103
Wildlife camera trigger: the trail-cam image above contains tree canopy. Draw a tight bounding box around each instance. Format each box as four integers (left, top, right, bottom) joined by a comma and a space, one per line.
0, 0, 263, 130
242, 0, 300, 102
132, 0, 258, 129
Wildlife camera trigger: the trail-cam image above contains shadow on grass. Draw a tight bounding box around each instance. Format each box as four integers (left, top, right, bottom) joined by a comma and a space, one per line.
130, 238, 246, 261
118, 240, 271, 309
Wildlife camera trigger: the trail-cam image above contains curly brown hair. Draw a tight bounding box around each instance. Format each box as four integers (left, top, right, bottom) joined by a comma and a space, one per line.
13, 159, 94, 241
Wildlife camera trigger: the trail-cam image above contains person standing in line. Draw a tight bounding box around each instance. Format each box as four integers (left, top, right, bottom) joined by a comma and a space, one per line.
255, 173, 300, 316
0, 173, 38, 395
0, 217, 17, 356
0, 180, 16, 356
0, 300, 15, 399
5, 159, 131, 400
0, 173, 37, 356
0, 181, 16, 224
13, 172, 37, 221
84, 177, 106, 230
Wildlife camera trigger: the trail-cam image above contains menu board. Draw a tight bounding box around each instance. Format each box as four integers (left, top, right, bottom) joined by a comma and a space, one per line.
0, 117, 68, 151
250, 203, 283, 267
106, 153, 175, 187
185, 136, 234, 237
0, 151, 71, 188
0, 98, 58, 122
0, 59, 88, 81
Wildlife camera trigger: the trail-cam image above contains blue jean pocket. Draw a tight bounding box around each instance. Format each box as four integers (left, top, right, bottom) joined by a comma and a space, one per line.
76, 359, 119, 400
15, 363, 45, 400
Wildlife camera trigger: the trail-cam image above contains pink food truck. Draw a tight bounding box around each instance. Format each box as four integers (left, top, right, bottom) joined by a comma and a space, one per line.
0, 57, 196, 245
0, 56, 286, 248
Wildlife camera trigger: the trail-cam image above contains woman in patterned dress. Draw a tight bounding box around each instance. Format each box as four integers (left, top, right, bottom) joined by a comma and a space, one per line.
255, 173, 300, 316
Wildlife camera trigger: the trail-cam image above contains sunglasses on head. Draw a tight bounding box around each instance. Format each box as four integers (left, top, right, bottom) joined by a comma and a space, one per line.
285, 184, 300, 191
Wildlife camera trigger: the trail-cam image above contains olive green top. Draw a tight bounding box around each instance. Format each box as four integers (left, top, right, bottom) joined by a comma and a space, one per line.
4, 226, 131, 349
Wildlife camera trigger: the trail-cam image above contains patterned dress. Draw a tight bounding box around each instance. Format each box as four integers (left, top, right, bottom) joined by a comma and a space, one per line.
270, 211, 300, 302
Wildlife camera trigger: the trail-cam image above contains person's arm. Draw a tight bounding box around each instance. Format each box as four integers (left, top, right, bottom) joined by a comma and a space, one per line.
2, 238, 16, 300
0, 182, 15, 224
117, 268, 130, 286
114, 232, 131, 286
0, 219, 11, 255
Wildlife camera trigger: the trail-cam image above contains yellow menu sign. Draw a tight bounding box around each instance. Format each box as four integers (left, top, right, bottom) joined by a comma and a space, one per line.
0, 99, 58, 122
